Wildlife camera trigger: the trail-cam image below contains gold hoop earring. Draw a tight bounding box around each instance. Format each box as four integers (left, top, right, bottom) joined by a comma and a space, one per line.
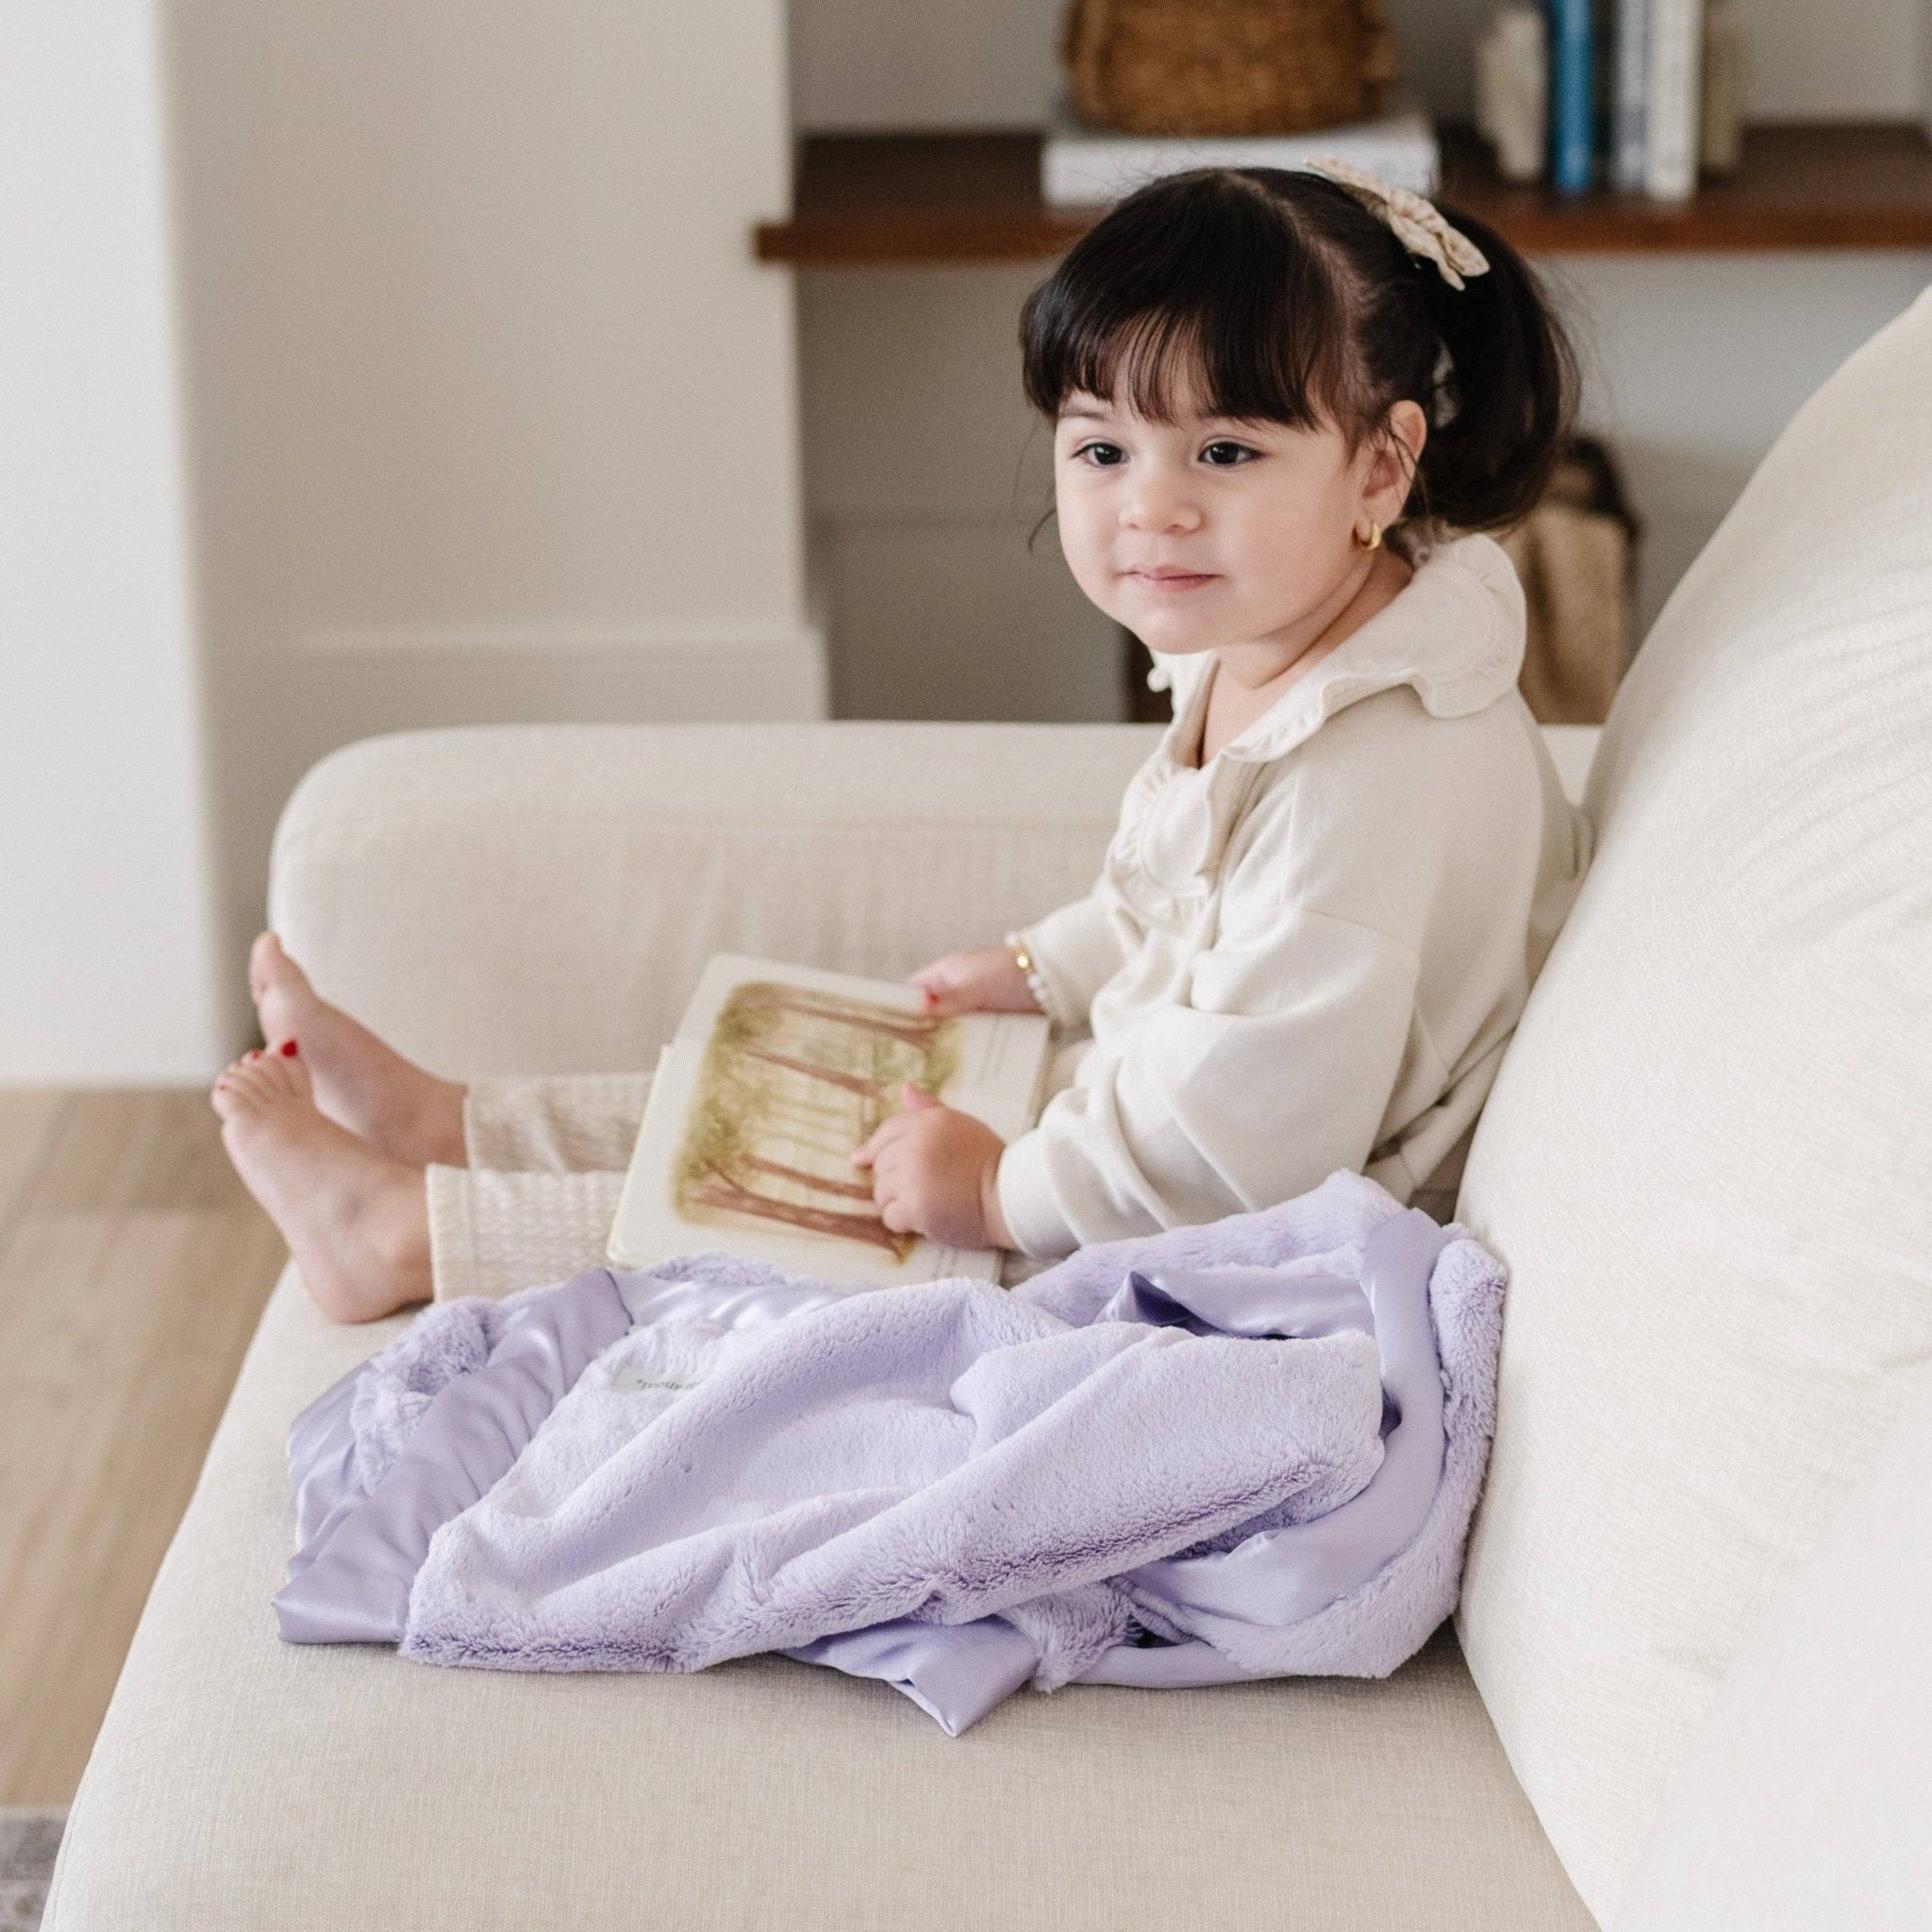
1357, 520, 1383, 551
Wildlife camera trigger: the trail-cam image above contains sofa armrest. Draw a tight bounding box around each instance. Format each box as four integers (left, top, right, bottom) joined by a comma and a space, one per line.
268, 722, 1156, 1077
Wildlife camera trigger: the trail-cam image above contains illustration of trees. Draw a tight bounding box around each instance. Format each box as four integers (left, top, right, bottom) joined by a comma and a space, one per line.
672, 982, 963, 1259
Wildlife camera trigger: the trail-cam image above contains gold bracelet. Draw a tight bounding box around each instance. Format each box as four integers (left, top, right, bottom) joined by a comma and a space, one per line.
1004, 935, 1051, 1017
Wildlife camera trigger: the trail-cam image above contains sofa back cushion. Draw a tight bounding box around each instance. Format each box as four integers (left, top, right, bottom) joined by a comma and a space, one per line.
1455, 285, 1932, 1922
272, 721, 1154, 1076
1616, 1361, 1932, 1931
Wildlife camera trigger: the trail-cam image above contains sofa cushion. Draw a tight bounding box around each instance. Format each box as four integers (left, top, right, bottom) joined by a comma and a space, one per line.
47, 1269, 1591, 1931
1617, 1362, 1932, 1932
1455, 283, 1932, 1923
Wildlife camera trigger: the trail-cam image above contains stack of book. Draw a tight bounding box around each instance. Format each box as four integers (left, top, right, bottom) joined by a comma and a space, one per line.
1488, 0, 1746, 202
1041, 97, 1440, 208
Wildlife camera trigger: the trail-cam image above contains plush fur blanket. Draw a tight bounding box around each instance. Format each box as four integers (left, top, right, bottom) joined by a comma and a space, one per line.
276, 1172, 1504, 1734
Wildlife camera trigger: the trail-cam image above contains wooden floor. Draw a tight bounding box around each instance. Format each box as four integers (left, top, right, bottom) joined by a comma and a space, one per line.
0, 1089, 285, 1805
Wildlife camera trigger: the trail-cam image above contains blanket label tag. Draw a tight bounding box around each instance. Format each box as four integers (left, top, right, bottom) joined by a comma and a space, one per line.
608, 1365, 707, 1395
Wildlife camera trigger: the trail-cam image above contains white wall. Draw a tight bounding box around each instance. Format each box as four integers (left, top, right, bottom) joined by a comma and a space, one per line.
166, 0, 820, 1035
791, 0, 1930, 129
794, 0, 1059, 129
1382, 0, 1927, 123
1924, 0, 1932, 138
1744, 0, 1924, 120
0, 2, 225, 1083
4, 2, 820, 1074
800, 267, 1118, 721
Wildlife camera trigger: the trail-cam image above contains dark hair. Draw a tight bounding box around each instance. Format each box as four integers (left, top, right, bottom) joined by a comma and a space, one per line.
1019, 167, 1577, 533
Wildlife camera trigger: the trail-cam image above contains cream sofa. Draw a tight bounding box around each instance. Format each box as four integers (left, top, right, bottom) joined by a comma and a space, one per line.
46, 291, 1932, 1930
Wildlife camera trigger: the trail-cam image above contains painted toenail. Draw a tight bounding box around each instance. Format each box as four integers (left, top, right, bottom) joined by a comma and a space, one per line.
281, 1040, 299, 1057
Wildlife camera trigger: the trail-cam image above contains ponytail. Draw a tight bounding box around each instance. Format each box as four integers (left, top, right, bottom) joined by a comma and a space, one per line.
1407, 205, 1578, 531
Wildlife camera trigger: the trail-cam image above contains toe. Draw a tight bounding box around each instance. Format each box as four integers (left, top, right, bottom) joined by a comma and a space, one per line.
248, 931, 279, 1001
251, 930, 309, 1004
211, 1058, 258, 1118
269, 1041, 314, 1100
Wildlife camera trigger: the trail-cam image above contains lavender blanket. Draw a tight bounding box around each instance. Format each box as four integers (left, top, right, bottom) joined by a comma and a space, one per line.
275, 1172, 1504, 1734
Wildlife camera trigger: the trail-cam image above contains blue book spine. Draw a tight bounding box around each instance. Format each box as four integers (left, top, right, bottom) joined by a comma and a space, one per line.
1550, 0, 1596, 193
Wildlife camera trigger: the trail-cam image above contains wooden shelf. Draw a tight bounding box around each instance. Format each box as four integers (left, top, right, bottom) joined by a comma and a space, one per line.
757, 122, 1932, 264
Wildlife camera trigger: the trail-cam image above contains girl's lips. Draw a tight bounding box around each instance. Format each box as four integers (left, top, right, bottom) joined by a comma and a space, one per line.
1127, 568, 1218, 590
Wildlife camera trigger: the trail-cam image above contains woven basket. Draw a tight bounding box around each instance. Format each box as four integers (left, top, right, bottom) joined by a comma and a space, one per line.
1062, 0, 1399, 138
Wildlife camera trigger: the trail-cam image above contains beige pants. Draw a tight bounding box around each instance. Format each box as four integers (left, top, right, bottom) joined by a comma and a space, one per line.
426, 1073, 653, 1299
424, 1057, 1463, 1301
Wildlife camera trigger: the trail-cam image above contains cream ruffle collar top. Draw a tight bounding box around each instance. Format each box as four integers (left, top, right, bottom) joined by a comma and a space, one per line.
997, 532, 1588, 1257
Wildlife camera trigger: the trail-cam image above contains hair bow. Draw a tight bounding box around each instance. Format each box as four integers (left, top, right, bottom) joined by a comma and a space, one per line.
1303, 157, 1491, 291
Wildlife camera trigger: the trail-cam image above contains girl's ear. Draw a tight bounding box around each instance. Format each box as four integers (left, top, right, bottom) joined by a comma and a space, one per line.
1365, 401, 1428, 519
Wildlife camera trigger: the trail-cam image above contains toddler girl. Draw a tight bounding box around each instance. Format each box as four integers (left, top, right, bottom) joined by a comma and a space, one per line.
215, 161, 1588, 1321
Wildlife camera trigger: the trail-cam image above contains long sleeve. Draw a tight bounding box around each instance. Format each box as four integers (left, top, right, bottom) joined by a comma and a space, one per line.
996, 906, 1423, 1257
1009, 890, 1130, 1035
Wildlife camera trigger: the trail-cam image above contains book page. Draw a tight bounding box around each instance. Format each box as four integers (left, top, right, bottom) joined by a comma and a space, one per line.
608, 956, 1052, 1286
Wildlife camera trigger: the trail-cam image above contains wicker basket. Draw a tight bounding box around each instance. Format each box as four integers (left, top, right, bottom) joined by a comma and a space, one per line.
1062, 0, 1399, 138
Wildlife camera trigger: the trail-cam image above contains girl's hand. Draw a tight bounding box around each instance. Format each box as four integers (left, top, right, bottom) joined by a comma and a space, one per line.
851, 1084, 1014, 1251
909, 945, 1041, 1017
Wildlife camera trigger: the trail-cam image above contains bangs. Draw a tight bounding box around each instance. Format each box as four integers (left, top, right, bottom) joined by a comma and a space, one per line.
1021, 170, 1357, 431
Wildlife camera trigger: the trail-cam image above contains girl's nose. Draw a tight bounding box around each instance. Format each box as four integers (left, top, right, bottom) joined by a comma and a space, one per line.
1120, 477, 1203, 534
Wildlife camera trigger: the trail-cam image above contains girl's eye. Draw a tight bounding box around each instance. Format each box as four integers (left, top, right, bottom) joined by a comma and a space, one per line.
1201, 441, 1257, 467
1074, 441, 1127, 467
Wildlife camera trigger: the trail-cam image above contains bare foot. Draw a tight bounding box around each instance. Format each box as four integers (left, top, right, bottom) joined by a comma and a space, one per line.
212, 1043, 433, 1323
250, 932, 466, 1167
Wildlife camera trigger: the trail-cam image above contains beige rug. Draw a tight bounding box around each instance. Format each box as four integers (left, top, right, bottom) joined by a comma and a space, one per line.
0, 1810, 63, 1931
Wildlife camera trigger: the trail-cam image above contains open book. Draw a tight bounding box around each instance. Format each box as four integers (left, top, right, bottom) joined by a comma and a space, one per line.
608, 955, 1053, 1285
